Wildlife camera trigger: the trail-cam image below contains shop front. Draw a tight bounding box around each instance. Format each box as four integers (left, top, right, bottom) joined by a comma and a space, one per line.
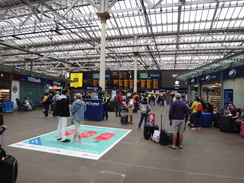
0, 72, 11, 111
199, 72, 221, 110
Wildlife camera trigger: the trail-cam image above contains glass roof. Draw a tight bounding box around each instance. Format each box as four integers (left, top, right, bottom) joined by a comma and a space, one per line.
0, 0, 243, 77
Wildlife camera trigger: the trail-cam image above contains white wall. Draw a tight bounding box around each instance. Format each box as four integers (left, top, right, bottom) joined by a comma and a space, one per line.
11, 80, 20, 110
223, 77, 244, 108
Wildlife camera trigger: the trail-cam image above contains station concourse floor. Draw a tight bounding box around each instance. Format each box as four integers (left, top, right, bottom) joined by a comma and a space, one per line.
1, 104, 244, 183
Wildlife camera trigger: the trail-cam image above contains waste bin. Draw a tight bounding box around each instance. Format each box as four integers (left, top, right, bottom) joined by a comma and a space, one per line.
2, 101, 14, 113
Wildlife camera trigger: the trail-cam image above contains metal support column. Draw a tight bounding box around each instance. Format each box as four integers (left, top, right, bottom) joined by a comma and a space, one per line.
97, 1, 110, 91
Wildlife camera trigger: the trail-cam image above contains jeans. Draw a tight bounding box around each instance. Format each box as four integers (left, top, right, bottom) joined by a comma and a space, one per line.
138, 112, 148, 128
193, 112, 201, 128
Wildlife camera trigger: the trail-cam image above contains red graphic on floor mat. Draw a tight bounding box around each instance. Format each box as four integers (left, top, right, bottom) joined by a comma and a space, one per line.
80, 131, 98, 138
65, 129, 75, 136
94, 133, 115, 141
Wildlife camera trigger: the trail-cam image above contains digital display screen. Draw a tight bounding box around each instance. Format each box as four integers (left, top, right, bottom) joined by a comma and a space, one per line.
92, 73, 99, 79
139, 73, 149, 79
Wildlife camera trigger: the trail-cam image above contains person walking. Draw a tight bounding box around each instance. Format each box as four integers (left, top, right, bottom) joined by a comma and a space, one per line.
71, 93, 87, 142
42, 92, 51, 117
56, 89, 71, 143
190, 96, 203, 130
138, 97, 151, 129
168, 93, 188, 149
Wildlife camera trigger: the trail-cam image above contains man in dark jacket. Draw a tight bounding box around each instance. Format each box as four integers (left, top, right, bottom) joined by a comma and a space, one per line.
168, 93, 188, 149
56, 89, 71, 142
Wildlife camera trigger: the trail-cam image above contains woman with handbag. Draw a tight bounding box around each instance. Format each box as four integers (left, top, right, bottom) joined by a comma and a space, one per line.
71, 93, 87, 142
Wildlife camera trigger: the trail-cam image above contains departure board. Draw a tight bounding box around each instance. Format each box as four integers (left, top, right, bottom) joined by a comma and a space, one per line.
113, 79, 118, 89
153, 79, 158, 89
124, 80, 129, 88
140, 79, 146, 89
129, 80, 134, 89
147, 80, 152, 89
119, 80, 123, 89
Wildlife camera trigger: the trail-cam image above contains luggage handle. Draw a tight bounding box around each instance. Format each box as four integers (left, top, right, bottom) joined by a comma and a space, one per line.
0, 132, 5, 148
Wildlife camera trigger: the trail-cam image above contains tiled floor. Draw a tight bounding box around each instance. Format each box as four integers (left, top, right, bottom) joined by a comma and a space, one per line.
1, 105, 244, 183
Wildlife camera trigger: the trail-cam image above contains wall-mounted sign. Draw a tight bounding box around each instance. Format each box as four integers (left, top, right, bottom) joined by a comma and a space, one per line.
223, 65, 244, 80
199, 72, 219, 83
21, 75, 45, 83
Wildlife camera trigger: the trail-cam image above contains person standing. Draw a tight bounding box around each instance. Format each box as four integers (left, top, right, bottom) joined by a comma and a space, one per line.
133, 93, 140, 113
102, 93, 110, 120
168, 93, 188, 149
190, 96, 203, 130
71, 93, 87, 142
51, 91, 60, 117
56, 89, 71, 143
126, 96, 134, 124
138, 97, 151, 128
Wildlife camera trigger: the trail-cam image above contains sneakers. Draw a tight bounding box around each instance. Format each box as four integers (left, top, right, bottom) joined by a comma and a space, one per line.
57, 137, 62, 141
61, 139, 71, 143
191, 127, 200, 130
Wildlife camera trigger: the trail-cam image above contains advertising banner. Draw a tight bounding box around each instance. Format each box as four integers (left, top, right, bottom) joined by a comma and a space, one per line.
224, 89, 233, 109
70, 73, 83, 87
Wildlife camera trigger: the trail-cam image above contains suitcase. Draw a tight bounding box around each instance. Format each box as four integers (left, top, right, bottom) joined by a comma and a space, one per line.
0, 155, 18, 183
120, 108, 128, 125
144, 125, 154, 140
220, 115, 233, 132
167, 132, 180, 146
120, 114, 128, 125
159, 114, 168, 145
213, 113, 220, 128
241, 121, 244, 137
201, 112, 212, 127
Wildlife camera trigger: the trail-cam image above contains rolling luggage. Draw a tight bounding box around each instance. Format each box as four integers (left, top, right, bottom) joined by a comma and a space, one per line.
201, 112, 212, 127
167, 132, 180, 146
0, 155, 18, 183
120, 108, 128, 125
220, 115, 233, 132
241, 121, 244, 137
0, 115, 18, 183
213, 113, 220, 128
120, 114, 128, 125
159, 114, 167, 145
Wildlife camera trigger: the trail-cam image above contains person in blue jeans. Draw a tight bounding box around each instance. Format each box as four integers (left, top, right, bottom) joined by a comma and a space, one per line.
190, 97, 203, 130
138, 98, 151, 128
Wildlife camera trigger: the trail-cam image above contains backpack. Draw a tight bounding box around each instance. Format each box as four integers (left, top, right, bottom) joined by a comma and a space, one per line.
42, 95, 48, 103
135, 96, 140, 102
196, 103, 203, 112
141, 104, 148, 114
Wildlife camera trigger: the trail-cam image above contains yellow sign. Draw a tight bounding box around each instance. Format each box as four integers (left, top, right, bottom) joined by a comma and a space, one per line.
70, 73, 83, 87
